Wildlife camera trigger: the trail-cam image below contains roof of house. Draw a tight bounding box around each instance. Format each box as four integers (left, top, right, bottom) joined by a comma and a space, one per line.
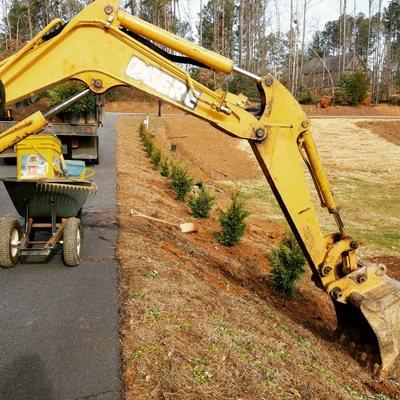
302, 54, 363, 75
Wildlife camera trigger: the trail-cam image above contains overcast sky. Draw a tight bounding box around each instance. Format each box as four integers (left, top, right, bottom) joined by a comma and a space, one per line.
180, 0, 391, 41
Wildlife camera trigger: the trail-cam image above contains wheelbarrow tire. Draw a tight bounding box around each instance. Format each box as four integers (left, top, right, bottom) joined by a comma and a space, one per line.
0, 218, 21, 268
62, 217, 83, 267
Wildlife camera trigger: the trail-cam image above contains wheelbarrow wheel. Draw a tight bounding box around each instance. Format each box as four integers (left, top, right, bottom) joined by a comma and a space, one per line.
0, 218, 21, 268
62, 217, 83, 267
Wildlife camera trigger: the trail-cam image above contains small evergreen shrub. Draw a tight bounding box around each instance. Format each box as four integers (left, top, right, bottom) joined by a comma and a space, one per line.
144, 137, 153, 157
189, 186, 215, 219
269, 234, 306, 298
336, 71, 369, 105
105, 89, 117, 102
296, 88, 315, 105
138, 123, 149, 145
138, 123, 147, 140
170, 163, 194, 201
159, 157, 170, 177
47, 81, 96, 114
151, 148, 161, 169
138, 123, 154, 157
216, 189, 249, 247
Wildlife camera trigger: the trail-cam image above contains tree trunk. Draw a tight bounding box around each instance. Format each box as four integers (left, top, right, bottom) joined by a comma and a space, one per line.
289, 0, 294, 89
342, 0, 347, 73
300, 0, 308, 87
352, 0, 356, 71
199, 0, 203, 46
26, 0, 33, 39
339, 0, 343, 70
238, 0, 244, 68
373, 0, 382, 102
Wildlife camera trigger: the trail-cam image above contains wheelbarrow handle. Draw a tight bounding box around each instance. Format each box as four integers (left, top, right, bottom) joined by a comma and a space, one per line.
131, 213, 179, 228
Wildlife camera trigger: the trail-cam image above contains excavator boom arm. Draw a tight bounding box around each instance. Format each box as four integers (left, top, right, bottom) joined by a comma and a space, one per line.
0, 0, 399, 378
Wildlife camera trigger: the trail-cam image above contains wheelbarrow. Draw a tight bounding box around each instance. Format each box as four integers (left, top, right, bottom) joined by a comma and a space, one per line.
0, 178, 97, 267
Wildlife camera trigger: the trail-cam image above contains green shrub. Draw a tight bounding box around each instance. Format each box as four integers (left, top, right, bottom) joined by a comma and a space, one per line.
151, 148, 161, 169
159, 158, 170, 177
296, 88, 315, 105
47, 81, 96, 114
215, 189, 249, 247
228, 75, 260, 99
336, 71, 369, 105
138, 123, 146, 138
138, 123, 149, 143
269, 234, 306, 298
170, 163, 194, 201
143, 136, 153, 157
105, 89, 117, 102
138, 123, 154, 157
189, 186, 215, 219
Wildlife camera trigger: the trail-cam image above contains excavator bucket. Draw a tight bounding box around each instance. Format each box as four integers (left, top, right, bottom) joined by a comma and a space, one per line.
334, 273, 400, 379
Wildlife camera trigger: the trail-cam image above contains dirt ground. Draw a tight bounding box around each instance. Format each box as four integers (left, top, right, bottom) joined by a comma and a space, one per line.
107, 99, 400, 117
106, 89, 183, 115
117, 115, 400, 400
105, 88, 400, 117
356, 121, 400, 147
310, 118, 400, 259
303, 104, 400, 116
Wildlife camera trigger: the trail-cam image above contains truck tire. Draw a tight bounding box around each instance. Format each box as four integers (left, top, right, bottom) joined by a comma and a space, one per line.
0, 218, 21, 268
92, 155, 99, 166
62, 217, 83, 267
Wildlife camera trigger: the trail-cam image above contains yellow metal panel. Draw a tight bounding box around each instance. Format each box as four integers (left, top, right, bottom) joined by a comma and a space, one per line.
251, 78, 328, 274
0, 112, 48, 153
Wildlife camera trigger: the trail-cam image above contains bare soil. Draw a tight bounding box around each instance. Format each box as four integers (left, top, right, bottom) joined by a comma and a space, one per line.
106, 88, 183, 115
303, 104, 400, 117
356, 121, 400, 147
117, 116, 400, 400
105, 89, 400, 117
151, 115, 262, 182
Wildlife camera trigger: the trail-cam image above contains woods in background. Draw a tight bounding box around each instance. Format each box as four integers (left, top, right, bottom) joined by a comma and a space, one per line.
1, 0, 399, 104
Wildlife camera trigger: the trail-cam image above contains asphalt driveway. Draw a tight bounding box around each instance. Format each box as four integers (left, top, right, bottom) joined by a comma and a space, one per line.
0, 114, 121, 399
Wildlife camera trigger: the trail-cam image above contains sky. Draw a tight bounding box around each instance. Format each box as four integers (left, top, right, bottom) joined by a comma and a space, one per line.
181, 0, 391, 41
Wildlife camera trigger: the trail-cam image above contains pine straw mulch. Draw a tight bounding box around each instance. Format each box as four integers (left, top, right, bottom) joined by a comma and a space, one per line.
116, 115, 400, 400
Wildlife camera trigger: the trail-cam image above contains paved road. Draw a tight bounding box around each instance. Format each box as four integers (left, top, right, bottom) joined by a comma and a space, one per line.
0, 114, 121, 399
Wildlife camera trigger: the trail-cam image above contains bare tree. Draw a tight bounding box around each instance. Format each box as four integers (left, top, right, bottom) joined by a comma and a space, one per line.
1, 0, 12, 51
26, 0, 33, 39
366, 0, 373, 73
351, 0, 356, 71
199, 0, 203, 46
288, 0, 294, 89
339, 0, 342, 69
373, 0, 383, 102
342, 0, 347, 73
238, 0, 244, 67
300, 0, 321, 86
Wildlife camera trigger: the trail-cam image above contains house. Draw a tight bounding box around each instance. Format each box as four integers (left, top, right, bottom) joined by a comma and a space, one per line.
302, 54, 364, 89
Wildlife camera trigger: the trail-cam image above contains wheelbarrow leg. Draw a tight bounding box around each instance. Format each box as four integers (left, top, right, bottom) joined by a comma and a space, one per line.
50, 198, 56, 235
24, 198, 29, 235
19, 198, 32, 249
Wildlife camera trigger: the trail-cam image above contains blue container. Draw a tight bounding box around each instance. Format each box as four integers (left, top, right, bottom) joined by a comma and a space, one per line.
65, 160, 86, 179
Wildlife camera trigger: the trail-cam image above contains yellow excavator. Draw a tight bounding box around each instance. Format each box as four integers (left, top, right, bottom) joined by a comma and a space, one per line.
0, 0, 399, 379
